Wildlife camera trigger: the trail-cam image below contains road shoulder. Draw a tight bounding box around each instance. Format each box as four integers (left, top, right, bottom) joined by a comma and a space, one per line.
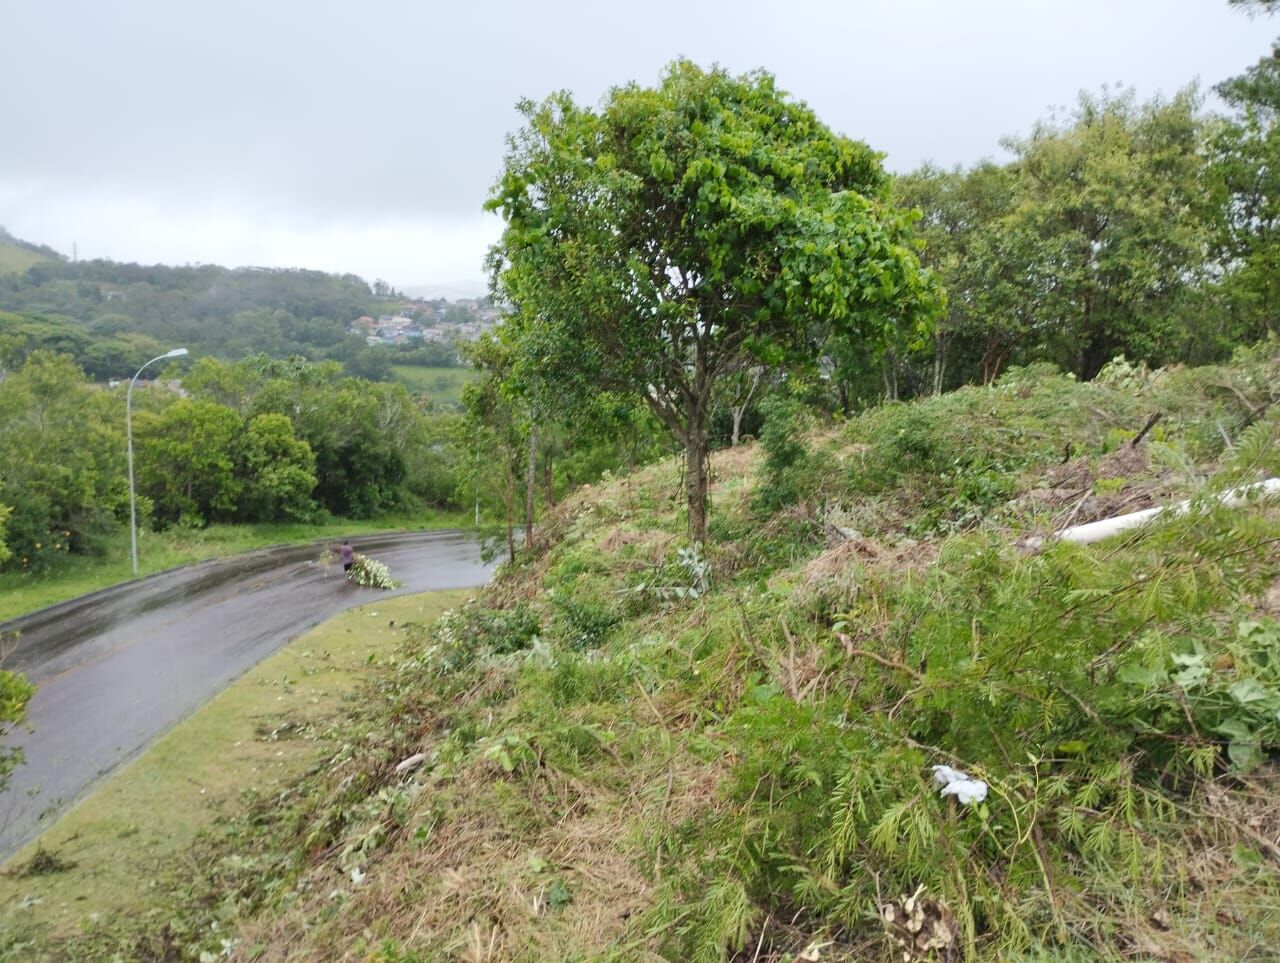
0, 589, 468, 941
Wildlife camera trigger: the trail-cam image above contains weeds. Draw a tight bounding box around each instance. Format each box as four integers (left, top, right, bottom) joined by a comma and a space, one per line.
6, 846, 75, 879
15, 349, 1280, 962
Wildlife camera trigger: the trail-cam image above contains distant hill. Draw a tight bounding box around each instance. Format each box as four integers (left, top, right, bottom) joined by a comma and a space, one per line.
0, 230, 482, 383
0, 228, 63, 275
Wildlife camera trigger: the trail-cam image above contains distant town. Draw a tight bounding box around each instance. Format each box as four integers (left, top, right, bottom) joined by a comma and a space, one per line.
350, 296, 502, 347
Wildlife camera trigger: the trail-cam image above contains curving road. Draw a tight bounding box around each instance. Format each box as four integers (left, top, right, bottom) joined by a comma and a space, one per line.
0, 530, 493, 860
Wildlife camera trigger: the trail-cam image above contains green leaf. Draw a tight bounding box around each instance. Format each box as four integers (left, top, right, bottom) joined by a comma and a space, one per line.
1227, 738, 1264, 773
1213, 716, 1255, 742
1172, 664, 1210, 689
1228, 678, 1272, 705
547, 878, 573, 910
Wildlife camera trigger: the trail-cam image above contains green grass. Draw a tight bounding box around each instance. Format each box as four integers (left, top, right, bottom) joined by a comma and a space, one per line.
0, 510, 473, 624
0, 590, 469, 953
390, 364, 475, 406
95, 351, 1278, 962
0, 241, 53, 275
7, 353, 1280, 961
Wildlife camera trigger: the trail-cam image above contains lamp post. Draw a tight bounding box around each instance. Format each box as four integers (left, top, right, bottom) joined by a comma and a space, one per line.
127, 348, 188, 576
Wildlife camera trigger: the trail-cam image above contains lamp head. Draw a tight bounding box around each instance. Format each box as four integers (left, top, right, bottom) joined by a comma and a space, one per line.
165, 348, 189, 358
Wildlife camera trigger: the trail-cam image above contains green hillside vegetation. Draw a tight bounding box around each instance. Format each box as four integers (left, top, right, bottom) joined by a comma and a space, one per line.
0, 353, 465, 583
9, 345, 1279, 962
6, 33, 1280, 962
0, 236, 57, 275
391, 364, 476, 407
0, 260, 388, 380
0, 248, 483, 385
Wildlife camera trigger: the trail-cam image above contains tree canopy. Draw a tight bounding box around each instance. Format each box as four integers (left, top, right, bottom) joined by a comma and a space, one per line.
486, 60, 939, 541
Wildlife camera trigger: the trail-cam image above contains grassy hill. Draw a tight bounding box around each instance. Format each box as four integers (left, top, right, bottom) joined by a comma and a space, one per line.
5, 345, 1280, 961
0, 231, 59, 275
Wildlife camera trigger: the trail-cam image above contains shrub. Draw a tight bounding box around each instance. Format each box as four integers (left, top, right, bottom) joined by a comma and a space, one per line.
753, 393, 814, 513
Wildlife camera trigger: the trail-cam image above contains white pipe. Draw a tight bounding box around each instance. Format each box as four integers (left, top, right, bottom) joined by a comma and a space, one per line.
1047, 477, 1280, 546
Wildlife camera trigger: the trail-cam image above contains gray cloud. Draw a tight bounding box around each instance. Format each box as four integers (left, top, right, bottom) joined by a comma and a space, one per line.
2, 0, 1272, 293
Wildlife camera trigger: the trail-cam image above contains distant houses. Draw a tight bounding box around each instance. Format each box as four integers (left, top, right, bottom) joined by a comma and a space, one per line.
348, 298, 501, 347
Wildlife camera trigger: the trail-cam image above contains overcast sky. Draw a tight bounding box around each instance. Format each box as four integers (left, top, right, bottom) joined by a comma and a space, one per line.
1, 1, 1273, 297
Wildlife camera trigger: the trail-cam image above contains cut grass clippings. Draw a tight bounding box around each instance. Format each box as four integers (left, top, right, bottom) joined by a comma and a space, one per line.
0, 589, 469, 951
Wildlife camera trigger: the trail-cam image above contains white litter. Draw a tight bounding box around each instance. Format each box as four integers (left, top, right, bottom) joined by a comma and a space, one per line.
394, 752, 427, 774
930, 764, 988, 805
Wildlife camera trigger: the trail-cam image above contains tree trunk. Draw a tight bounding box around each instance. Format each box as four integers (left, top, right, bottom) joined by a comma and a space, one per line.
729, 367, 762, 445
1079, 293, 1111, 380
524, 418, 537, 550
981, 333, 999, 385
932, 330, 947, 396
684, 428, 709, 545
881, 355, 898, 401
1080, 335, 1109, 381
501, 457, 517, 565
1077, 274, 1109, 380
835, 380, 850, 416
685, 362, 712, 544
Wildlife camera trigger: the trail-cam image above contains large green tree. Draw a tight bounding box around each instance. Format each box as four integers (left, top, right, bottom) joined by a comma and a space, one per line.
487, 61, 938, 541
1002, 89, 1211, 378
894, 163, 1039, 389
136, 399, 244, 526
1208, 41, 1280, 346
0, 351, 126, 569
235, 413, 318, 522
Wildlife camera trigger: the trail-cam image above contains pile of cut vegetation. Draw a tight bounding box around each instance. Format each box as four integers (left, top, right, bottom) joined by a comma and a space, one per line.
19, 344, 1280, 961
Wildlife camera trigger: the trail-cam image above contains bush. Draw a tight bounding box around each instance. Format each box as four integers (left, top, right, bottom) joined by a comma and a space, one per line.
548, 590, 620, 651
0, 660, 35, 792
753, 393, 814, 513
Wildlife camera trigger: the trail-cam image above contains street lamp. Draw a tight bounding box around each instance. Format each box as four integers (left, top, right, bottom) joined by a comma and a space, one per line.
127, 348, 188, 576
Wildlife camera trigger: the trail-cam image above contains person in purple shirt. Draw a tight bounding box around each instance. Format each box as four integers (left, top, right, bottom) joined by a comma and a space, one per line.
340, 539, 354, 574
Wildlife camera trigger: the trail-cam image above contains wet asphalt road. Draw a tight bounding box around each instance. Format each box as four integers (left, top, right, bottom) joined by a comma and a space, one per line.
0, 530, 493, 860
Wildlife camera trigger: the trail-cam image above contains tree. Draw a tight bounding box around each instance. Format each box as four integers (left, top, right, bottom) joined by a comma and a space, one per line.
1002, 89, 1211, 378
1229, 0, 1280, 13
1207, 41, 1280, 346
136, 399, 243, 526
487, 61, 938, 542
458, 346, 527, 563
0, 351, 126, 569
717, 365, 766, 445
0, 658, 34, 793
181, 354, 262, 410
236, 413, 318, 522
894, 164, 1035, 389
0, 503, 11, 567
